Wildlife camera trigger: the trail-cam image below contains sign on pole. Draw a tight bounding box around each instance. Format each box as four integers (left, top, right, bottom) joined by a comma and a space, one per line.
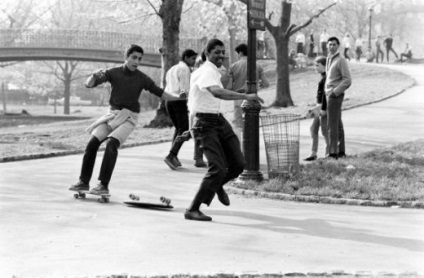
248, 0, 266, 31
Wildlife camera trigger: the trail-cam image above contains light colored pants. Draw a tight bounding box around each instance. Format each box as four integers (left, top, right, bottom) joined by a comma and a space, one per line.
310, 114, 329, 156
92, 118, 137, 145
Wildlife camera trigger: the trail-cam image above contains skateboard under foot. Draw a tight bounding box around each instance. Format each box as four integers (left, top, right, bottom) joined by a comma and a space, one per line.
72, 190, 111, 203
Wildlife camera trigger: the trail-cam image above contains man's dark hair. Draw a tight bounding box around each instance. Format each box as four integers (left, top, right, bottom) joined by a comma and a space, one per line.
125, 44, 144, 57
182, 49, 198, 60
235, 43, 248, 56
327, 36, 340, 45
206, 39, 224, 53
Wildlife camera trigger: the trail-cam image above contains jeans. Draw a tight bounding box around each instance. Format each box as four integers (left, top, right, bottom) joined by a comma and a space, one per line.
191, 114, 245, 206
327, 94, 345, 155
165, 100, 189, 156
310, 114, 329, 156
386, 46, 398, 62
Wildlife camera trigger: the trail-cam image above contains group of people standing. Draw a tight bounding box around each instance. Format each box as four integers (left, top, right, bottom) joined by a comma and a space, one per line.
69, 39, 264, 222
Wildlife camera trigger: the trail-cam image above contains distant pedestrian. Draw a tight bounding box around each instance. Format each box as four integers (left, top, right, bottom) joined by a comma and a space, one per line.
325, 37, 352, 159
295, 31, 306, 54
342, 33, 351, 61
308, 30, 315, 58
375, 36, 384, 63
304, 56, 329, 161
69, 44, 183, 195
228, 43, 269, 141
384, 34, 399, 62
185, 38, 264, 221
320, 29, 329, 56
354, 36, 363, 62
163, 49, 198, 170
400, 43, 413, 63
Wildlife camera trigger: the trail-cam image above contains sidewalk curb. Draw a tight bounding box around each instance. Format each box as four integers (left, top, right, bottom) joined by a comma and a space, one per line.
48, 271, 424, 278
226, 186, 424, 209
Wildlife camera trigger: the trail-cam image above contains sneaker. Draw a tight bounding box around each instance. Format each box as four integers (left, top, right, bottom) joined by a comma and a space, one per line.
69, 180, 89, 191
303, 155, 317, 161
184, 209, 212, 221
194, 159, 207, 168
164, 154, 179, 170
89, 183, 109, 195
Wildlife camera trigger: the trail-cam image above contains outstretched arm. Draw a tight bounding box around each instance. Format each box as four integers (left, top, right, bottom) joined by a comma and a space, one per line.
206, 85, 264, 103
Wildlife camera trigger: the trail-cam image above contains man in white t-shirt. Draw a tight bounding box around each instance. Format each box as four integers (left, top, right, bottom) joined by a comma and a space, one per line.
185, 39, 264, 221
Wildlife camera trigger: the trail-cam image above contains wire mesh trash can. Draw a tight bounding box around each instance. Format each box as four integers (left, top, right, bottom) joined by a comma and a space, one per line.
260, 113, 300, 179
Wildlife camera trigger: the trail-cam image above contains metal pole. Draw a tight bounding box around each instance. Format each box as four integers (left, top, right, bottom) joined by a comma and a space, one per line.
238, 0, 263, 181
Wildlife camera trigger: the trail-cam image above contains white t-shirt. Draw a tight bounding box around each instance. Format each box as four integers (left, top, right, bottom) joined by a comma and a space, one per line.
164, 61, 191, 96
188, 60, 223, 116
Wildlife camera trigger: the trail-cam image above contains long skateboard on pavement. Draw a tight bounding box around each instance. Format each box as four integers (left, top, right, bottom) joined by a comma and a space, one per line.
124, 193, 173, 210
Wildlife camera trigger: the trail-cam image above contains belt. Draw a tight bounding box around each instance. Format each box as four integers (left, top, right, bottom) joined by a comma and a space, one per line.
195, 112, 223, 118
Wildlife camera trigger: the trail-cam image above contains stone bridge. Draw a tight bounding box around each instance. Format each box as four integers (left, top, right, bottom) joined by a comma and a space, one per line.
0, 29, 206, 68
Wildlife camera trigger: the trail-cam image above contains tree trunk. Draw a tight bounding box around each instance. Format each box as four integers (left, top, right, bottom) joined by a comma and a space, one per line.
145, 0, 184, 128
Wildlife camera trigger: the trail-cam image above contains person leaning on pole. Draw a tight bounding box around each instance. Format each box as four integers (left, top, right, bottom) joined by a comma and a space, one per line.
69, 44, 183, 195
184, 38, 264, 221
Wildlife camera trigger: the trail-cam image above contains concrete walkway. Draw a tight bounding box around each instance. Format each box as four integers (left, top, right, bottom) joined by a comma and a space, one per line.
0, 64, 424, 277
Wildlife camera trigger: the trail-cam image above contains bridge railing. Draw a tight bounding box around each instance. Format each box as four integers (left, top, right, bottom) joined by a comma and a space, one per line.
0, 29, 210, 54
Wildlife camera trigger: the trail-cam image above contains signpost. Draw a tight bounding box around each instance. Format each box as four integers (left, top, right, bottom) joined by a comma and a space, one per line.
239, 0, 266, 182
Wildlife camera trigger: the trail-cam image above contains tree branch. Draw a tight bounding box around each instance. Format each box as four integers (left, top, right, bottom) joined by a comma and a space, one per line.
145, 0, 160, 16
289, 1, 338, 36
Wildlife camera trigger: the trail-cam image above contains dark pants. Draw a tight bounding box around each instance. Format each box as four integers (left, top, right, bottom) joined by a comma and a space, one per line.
321, 42, 327, 56
80, 136, 120, 186
191, 114, 245, 206
355, 47, 362, 61
165, 100, 189, 156
376, 47, 384, 63
327, 94, 345, 155
297, 43, 304, 54
386, 46, 398, 62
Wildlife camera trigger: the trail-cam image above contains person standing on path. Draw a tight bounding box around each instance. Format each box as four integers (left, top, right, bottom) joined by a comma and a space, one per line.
384, 34, 399, 62
304, 56, 329, 161
375, 35, 384, 63
354, 36, 363, 62
295, 31, 306, 54
320, 29, 329, 56
325, 37, 352, 159
185, 39, 264, 221
69, 44, 183, 195
342, 33, 351, 61
163, 49, 198, 170
227, 43, 269, 141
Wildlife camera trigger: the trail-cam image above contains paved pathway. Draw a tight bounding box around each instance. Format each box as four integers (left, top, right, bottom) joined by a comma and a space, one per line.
0, 64, 423, 277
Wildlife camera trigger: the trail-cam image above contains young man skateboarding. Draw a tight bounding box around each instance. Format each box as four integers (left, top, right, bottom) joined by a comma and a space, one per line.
70, 44, 182, 195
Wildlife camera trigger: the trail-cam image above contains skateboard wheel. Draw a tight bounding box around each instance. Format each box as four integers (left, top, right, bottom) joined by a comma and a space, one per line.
98, 198, 104, 203
74, 194, 79, 199
160, 196, 171, 205
129, 194, 140, 201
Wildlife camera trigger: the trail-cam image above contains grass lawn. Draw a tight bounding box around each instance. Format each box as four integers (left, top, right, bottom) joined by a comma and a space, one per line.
230, 139, 424, 203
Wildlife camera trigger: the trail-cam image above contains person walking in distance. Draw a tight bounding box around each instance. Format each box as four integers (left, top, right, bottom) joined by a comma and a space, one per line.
342, 33, 351, 61
69, 44, 183, 195
164, 49, 198, 170
384, 34, 398, 62
304, 56, 329, 161
375, 35, 384, 63
325, 37, 352, 159
185, 39, 264, 221
228, 43, 269, 141
320, 29, 329, 56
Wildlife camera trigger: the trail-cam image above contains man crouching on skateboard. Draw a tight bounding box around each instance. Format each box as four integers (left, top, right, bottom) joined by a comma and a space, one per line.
185, 39, 263, 221
70, 44, 183, 195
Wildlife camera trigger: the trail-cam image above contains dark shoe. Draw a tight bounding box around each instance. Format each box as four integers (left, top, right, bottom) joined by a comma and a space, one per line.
184, 209, 212, 221
89, 183, 109, 195
328, 153, 339, 160
69, 180, 89, 191
216, 188, 230, 206
338, 152, 346, 158
174, 156, 182, 167
303, 155, 317, 161
194, 159, 207, 168
164, 154, 179, 170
